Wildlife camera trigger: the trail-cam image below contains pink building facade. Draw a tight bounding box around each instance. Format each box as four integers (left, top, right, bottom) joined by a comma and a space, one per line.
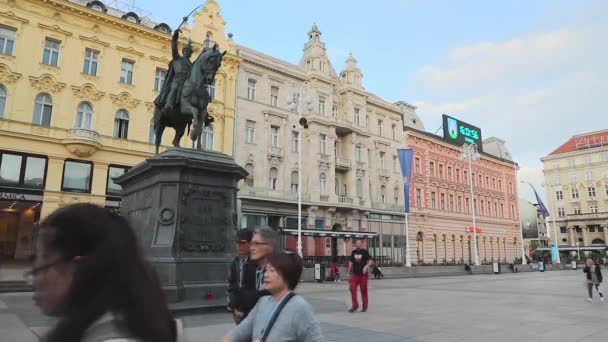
404, 128, 523, 264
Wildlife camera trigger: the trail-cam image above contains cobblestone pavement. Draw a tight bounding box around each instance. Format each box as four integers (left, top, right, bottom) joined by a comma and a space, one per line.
1, 270, 606, 341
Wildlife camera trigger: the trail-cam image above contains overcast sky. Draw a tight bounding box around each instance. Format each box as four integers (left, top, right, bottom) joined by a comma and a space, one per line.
135, 0, 606, 203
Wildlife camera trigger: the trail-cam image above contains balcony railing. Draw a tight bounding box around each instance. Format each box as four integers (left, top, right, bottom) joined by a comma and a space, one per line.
320, 195, 329, 202
372, 202, 405, 212
378, 168, 390, 176
356, 161, 366, 169
239, 186, 308, 202
339, 196, 354, 204
67, 128, 100, 142
335, 157, 351, 170
267, 146, 283, 157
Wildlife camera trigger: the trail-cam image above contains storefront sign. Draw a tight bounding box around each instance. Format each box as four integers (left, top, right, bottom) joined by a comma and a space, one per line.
0, 192, 43, 202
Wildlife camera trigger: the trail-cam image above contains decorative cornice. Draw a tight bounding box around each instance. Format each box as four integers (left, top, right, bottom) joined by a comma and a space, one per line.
110, 92, 140, 109
71, 83, 105, 102
0, 10, 29, 23
0, 64, 21, 84
28, 74, 66, 93
79, 35, 110, 47
116, 46, 144, 57
149, 55, 170, 64
38, 23, 73, 37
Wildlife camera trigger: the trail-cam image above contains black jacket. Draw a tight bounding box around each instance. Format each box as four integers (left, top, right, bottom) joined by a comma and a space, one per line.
583, 264, 603, 283
226, 257, 269, 317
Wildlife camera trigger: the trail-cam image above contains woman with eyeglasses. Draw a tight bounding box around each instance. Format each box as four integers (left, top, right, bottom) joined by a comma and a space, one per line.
29, 203, 183, 342
223, 250, 324, 342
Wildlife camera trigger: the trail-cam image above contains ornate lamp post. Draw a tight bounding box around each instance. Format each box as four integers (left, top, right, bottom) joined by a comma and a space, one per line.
459, 143, 481, 266
287, 82, 313, 257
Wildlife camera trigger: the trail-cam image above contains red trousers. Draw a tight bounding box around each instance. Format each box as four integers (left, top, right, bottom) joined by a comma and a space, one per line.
349, 274, 368, 310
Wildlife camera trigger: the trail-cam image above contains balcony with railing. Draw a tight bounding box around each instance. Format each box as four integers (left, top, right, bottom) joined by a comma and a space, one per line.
372, 202, 405, 212
338, 196, 354, 205
378, 168, 390, 177
239, 186, 308, 202
320, 195, 330, 202
267, 146, 283, 158
335, 157, 351, 171
62, 128, 101, 157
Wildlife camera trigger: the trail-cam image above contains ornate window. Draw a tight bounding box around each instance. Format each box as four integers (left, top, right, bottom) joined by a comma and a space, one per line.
0, 85, 6, 118
114, 110, 129, 139
33, 93, 53, 126
201, 125, 214, 150
76, 102, 93, 129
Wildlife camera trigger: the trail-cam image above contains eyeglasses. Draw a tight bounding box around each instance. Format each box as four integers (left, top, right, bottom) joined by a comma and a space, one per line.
23, 260, 64, 281
250, 241, 269, 247
282, 250, 295, 255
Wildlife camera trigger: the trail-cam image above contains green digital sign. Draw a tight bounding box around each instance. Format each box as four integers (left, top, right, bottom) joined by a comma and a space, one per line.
442, 114, 483, 151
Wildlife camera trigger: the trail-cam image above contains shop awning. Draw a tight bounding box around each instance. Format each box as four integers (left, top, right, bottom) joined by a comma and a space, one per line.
280, 228, 377, 239
535, 245, 607, 252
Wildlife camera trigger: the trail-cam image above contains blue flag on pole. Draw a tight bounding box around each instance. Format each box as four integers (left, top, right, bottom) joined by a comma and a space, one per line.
397, 149, 413, 213
531, 185, 550, 218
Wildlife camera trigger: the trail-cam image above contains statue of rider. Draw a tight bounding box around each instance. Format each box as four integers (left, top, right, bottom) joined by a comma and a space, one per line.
154, 19, 193, 112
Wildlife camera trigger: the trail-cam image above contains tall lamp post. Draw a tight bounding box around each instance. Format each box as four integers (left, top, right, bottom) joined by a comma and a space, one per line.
539, 182, 561, 264
459, 143, 480, 266
287, 82, 313, 257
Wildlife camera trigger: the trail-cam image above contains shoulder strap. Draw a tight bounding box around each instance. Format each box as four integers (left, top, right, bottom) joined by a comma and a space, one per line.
81, 319, 133, 342
260, 292, 296, 342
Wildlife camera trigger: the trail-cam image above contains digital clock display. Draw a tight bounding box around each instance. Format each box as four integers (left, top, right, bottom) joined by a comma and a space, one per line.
442, 114, 483, 151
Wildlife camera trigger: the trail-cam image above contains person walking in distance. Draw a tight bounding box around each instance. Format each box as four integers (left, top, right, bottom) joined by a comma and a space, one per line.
227, 229, 257, 324
583, 258, 604, 303
348, 239, 372, 313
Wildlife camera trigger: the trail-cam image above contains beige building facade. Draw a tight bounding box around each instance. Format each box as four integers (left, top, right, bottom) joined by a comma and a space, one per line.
235, 25, 412, 263
0, 0, 239, 261
541, 130, 608, 255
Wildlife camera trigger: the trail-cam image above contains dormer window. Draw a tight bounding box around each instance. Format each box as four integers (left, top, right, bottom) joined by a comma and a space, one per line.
154, 23, 172, 35
122, 12, 141, 24
86, 1, 107, 13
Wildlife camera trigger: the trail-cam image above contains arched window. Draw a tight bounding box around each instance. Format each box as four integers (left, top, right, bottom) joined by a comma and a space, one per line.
201, 125, 214, 150
268, 167, 278, 190
33, 93, 52, 126
244, 164, 254, 187
76, 102, 93, 129
0, 85, 6, 118
591, 238, 605, 245
319, 173, 327, 194
114, 110, 129, 139
290, 171, 298, 192
380, 185, 386, 203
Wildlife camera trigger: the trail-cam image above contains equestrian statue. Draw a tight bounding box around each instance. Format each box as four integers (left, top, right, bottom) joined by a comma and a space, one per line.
153, 16, 226, 154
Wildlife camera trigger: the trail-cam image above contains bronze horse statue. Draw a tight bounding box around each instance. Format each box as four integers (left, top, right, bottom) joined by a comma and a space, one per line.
153, 43, 226, 154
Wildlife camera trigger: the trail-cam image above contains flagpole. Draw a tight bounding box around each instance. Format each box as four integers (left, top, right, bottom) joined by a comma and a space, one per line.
405, 212, 411, 267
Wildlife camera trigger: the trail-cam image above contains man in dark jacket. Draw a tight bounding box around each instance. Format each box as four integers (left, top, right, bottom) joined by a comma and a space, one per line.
583, 258, 604, 302
227, 229, 258, 323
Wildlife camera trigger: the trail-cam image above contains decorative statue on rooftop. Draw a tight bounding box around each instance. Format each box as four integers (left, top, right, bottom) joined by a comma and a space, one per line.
152, 15, 226, 154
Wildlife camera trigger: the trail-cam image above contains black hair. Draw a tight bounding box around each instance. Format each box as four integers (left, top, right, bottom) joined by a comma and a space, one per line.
267, 250, 303, 290
39, 203, 175, 342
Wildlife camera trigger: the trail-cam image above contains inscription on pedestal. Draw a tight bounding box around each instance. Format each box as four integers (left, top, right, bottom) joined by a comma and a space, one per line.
181, 187, 231, 254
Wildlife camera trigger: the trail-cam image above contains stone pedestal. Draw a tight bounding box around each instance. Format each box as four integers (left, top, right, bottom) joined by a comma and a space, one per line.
115, 148, 246, 306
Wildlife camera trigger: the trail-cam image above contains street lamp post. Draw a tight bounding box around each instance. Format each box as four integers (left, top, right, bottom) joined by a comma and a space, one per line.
459, 143, 480, 266
287, 82, 313, 257
539, 182, 561, 264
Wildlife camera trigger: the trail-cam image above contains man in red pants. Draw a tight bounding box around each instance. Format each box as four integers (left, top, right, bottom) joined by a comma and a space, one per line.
348, 239, 372, 312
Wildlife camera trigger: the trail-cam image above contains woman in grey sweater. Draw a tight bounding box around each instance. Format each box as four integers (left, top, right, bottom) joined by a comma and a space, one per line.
223, 251, 324, 342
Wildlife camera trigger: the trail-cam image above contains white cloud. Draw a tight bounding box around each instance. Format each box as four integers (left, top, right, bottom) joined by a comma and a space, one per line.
410, 16, 608, 172
517, 166, 546, 203
416, 28, 591, 90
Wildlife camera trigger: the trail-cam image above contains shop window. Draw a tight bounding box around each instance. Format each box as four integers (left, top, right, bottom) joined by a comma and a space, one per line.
0, 151, 47, 189
62, 160, 93, 193
107, 165, 129, 196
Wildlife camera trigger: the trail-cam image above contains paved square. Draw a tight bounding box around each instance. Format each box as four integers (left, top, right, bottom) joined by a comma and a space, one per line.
1, 270, 606, 341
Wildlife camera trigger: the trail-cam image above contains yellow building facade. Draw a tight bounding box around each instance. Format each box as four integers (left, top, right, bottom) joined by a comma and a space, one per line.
0, 0, 239, 261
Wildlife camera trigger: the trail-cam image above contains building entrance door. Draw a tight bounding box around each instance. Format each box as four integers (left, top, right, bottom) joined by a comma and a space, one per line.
0, 212, 18, 260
